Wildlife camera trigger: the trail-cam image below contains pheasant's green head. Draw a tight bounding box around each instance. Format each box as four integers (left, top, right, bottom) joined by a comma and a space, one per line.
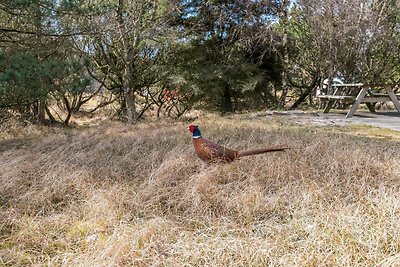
188, 125, 201, 138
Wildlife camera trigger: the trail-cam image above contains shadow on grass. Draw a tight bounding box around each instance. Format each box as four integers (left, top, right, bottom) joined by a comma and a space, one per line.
0, 138, 33, 153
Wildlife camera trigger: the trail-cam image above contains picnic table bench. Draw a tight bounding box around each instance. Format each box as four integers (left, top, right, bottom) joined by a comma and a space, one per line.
317, 83, 400, 118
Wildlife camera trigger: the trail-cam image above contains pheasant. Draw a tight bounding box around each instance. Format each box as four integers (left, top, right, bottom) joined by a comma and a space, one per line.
188, 125, 289, 163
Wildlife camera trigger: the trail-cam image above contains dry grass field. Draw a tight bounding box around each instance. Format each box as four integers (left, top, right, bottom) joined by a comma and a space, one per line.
1, 113, 400, 266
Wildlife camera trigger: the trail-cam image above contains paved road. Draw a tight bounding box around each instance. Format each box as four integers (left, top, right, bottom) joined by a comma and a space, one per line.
323, 111, 400, 131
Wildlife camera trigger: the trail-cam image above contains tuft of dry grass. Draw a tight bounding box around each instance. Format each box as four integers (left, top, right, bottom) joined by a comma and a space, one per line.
1, 114, 400, 266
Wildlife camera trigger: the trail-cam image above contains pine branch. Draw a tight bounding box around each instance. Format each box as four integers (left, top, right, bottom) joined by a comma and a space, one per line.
0, 28, 96, 37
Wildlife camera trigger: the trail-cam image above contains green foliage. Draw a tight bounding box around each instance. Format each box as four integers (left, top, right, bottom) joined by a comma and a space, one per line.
176, 41, 275, 112
172, 0, 281, 113
0, 52, 61, 107
0, 51, 90, 108
1, 0, 399, 120
0, 0, 98, 122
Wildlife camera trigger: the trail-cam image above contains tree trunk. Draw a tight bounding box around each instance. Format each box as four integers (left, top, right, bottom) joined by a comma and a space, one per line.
221, 83, 233, 113
278, 0, 289, 108
118, 0, 137, 124
37, 99, 46, 124
34, 3, 46, 124
62, 96, 73, 124
289, 73, 321, 110
289, 87, 314, 110
125, 89, 137, 123
45, 105, 56, 123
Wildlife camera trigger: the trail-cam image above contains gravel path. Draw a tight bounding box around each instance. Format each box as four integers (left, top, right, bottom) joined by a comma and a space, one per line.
266, 111, 400, 131
322, 111, 400, 131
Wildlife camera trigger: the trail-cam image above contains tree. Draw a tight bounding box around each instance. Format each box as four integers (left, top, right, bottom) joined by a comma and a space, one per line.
274, 0, 291, 108
173, 0, 282, 113
281, 0, 400, 109
73, 0, 179, 123
296, 0, 400, 83
0, 0, 95, 123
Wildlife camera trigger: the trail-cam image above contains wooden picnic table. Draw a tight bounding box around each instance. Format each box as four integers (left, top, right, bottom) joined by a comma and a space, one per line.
317, 83, 400, 118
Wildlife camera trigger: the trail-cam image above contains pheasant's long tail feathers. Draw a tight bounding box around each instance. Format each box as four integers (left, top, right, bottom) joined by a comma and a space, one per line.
238, 145, 289, 158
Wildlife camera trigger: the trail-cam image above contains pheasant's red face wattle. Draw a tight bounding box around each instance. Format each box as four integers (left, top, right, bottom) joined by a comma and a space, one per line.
188, 125, 197, 133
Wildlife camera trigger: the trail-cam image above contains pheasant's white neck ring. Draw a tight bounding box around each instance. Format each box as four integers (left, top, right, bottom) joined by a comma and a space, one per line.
192, 128, 202, 138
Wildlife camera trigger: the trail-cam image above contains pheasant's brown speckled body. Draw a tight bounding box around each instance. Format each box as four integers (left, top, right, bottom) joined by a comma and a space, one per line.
192, 136, 239, 163
188, 125, 289, 163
